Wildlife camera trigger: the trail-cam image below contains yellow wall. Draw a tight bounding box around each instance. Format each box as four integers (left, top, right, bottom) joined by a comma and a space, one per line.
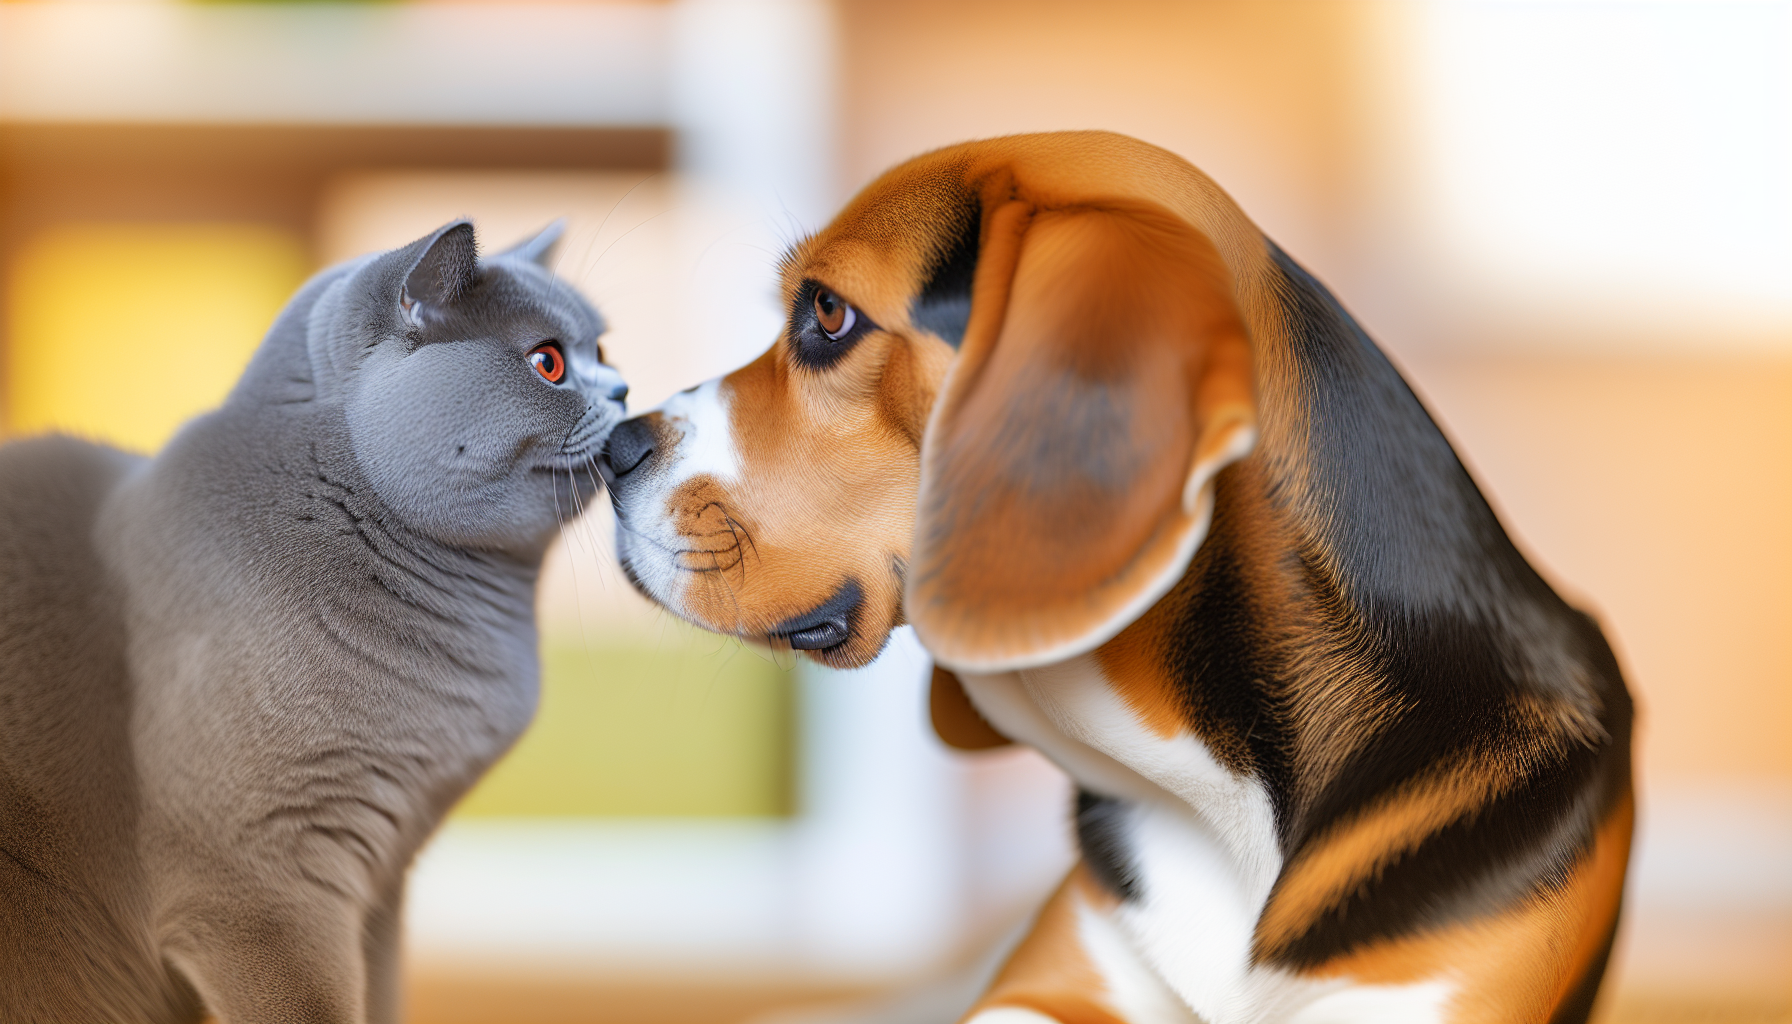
4, 222, 308, 453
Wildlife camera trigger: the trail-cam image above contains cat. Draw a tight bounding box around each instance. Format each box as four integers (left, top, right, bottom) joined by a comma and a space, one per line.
0, 220, 626, 1023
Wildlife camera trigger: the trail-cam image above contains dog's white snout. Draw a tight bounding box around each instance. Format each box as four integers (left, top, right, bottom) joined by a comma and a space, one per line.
650, 377, 741, 485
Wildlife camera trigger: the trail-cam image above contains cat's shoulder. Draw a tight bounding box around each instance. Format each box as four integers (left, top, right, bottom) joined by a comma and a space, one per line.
0, 433, 142, 519
0, 434, 143, 595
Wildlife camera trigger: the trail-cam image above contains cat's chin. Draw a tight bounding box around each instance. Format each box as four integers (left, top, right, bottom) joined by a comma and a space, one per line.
375, 480, 591, 559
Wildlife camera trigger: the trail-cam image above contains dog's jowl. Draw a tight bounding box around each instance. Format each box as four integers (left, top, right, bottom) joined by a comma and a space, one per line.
605, 132, 1632, 1024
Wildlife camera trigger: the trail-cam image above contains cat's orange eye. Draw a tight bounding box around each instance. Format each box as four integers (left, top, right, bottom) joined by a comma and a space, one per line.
529, 342, 566, 384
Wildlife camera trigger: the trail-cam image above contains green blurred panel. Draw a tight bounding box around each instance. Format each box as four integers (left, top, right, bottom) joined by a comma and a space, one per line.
455, 628, 796, 818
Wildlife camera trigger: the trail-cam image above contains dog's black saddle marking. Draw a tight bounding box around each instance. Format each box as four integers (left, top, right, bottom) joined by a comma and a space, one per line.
1063, 243, 1636, 973
1254, 245, 1632, 965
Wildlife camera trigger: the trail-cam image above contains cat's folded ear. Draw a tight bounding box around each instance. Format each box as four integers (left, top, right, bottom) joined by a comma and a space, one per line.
497, 219, 567, 268
404, 220, 480, 308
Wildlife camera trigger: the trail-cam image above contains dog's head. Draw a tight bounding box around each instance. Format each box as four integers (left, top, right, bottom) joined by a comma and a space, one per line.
605, 132, 1261, 670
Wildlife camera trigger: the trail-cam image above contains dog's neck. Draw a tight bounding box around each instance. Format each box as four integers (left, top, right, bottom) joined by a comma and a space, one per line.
1144, 246, 1622, 833
1256, 247, 1549, 616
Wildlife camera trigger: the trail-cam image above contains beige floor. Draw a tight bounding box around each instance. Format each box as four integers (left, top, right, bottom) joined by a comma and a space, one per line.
403, 975, 873, 1024
1598, 996, 1792, 1024
395, 896, 1792, 1023
399, 976, 1790, 1024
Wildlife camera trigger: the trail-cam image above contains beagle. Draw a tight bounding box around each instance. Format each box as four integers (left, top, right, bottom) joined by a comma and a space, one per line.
603, 132, 1633, 1024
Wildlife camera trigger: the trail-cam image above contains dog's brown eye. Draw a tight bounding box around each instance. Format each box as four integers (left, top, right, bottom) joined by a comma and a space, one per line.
790, 280, 878, 370
529, 342, 566, 383
814, 287, 857, 341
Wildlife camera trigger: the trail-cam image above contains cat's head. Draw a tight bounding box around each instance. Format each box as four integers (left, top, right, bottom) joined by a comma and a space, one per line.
306, 220, 627, 553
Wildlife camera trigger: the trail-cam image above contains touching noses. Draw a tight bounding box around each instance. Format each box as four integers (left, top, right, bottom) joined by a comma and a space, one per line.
602, 417, 655, 480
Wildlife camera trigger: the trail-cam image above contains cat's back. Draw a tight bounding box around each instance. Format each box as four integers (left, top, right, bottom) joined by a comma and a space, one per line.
0, 432, 140, 621
0, 435, 197, 1022
0, 435, 139, 840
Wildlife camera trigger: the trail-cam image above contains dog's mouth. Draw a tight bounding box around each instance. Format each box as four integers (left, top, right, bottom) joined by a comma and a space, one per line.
767, 578, 864, 653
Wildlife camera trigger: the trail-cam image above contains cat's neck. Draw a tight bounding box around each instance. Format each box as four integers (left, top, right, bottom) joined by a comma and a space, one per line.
112, 398, 548, 681
300, 422, 545, 629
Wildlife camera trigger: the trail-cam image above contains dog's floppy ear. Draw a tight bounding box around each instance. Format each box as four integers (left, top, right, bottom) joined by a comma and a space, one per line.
909, 200, 1256, 672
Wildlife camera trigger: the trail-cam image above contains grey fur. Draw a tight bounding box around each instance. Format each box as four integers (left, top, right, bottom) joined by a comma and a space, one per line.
0, 221, 625, 1023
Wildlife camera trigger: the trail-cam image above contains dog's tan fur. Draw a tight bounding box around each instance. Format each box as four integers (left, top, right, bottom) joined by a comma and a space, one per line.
606, 132, 1632, 1023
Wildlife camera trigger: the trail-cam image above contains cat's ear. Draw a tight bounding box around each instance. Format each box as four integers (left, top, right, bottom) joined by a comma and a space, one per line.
403, 220, 480, 310
497, 219, 567, 268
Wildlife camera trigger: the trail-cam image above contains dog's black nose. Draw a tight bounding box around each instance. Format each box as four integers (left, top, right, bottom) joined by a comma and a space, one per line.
602, 417, 655, 478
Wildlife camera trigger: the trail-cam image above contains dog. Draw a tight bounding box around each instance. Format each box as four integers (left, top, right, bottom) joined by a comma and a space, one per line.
603, 132, 1633, 1024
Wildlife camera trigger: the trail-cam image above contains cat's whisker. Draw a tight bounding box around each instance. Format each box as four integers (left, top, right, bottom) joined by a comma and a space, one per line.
557, 458, 605, 664
555, 456, 599, 568
589, 208, 680, 284
579, 457, 613, 594
548, 458, 580, 573
548, 451, 607, 625
589, 175, 651, 265
586, 171, 662, 274
565, 461, 597, 563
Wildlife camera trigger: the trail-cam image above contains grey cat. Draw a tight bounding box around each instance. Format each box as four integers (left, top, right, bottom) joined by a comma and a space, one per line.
0, 220, 625, 1023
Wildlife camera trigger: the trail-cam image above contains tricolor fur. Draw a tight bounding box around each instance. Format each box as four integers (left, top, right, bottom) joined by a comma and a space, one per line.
604, 132, 1633, 1024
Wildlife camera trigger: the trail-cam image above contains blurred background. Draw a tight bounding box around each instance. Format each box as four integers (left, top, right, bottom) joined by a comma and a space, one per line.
1, 1, 1787, 1022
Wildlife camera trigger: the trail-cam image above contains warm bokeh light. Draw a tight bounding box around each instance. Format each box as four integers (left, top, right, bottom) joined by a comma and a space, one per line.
4, 222, 307, 453
1413, 0, 1792, 327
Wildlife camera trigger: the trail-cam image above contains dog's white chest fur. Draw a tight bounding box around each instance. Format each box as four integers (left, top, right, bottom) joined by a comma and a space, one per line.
959, 659, 1454, 1024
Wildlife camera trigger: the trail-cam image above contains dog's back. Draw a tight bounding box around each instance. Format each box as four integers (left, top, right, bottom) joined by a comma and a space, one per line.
0, 435, 200, 1023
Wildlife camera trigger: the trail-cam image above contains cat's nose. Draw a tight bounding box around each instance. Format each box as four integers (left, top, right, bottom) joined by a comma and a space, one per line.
608, 382, 629, 402
602, 417, 655, 479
